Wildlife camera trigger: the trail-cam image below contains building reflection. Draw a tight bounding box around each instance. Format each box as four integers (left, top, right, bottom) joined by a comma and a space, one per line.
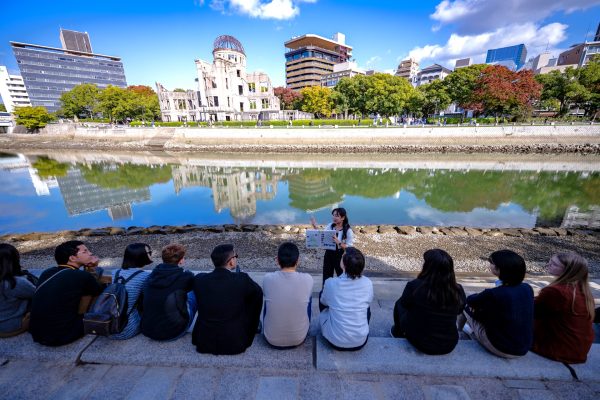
172, 166, 285, 222
561, 205, 600, 229
57, 168, 150, 220
286, 171, 342, 211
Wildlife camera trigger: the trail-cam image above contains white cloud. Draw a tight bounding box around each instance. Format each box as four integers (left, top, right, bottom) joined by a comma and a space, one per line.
407, 22, 568, 68
205, 0, 317, 20
365, 56, 382, 67
430, 0, 600, 35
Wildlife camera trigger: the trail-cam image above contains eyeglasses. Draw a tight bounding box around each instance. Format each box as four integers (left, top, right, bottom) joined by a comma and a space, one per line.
226, 253, 238, 264
146, 248, 152, 256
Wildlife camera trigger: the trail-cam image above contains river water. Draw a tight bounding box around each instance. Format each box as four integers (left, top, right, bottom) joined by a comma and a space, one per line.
1, 151, 599, 234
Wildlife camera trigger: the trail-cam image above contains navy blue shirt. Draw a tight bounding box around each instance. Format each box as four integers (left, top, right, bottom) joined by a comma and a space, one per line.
466, 283, 534, 356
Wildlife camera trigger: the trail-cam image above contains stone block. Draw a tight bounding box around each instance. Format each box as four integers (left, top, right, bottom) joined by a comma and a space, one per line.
80, 334, 313, 370
534, 228, 558, 236
315, 337, 572, 380
0, 333, 96, 364
417, 227, 433, 235
464, 228, 483, 236
378, 225, 396, 234
126, 366, 185, 400
256, 377, 299, 400
361, 226, 379, 234
397, 226, 417, 235
567, 344, 600, 382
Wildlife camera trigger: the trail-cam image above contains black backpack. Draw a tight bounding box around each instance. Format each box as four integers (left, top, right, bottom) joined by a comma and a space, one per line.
83, 270, 143, 336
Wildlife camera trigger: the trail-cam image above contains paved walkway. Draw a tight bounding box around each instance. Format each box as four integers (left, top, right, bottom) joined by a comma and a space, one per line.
1, 274, 599, 400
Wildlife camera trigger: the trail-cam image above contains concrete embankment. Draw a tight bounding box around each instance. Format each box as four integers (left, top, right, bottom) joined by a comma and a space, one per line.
1, 124, 599, 153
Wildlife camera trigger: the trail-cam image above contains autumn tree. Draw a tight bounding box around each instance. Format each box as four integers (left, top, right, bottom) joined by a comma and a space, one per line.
59, 83, 100, 118
465, 65, 542, 120
274, 86, 303, 110
443, 64, 486, 119
298, 86, 333, 118
127, 85, 160, 121
13, 106, 55, 131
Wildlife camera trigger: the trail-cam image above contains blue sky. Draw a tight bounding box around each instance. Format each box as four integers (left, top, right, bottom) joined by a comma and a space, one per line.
1, 0, 599, 91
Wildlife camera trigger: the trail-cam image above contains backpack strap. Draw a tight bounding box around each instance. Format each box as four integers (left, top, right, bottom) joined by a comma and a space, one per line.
122, 270, 144, 285
35, 268, 69, 292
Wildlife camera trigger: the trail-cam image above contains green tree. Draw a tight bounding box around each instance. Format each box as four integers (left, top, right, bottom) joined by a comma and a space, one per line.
0, 104, 6, 112
31, 156, 69, 178
59, 83, 100, 118
405, 90, 426, 117
332, 76, 366, 118
299, 86, 333, 118
443, 64, 486, 119
536, 68, 581, 116
578, 56, 600, 119
364, 73, 414, 118
13, 106, 55, 131
80, 163, 173, 189
418, 80, 452, 117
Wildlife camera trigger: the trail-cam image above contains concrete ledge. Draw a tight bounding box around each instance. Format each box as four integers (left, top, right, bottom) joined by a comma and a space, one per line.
567, 345, 600, 381
315, 336, 574, 380
0, 333, 96, 364
80, 333, 313, 370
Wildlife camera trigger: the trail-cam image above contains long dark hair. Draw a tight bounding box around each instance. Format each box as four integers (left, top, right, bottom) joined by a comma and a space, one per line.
417, 249, 464, 308
122, 243, 153, 269
332, 207, 350, 240
0, 243, 22, 289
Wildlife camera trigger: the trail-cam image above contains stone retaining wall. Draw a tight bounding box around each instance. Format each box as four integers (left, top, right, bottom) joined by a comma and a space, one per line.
3, 224, 597, 242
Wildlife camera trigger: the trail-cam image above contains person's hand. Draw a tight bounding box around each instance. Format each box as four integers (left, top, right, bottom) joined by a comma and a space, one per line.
83, 256, 100, 275
310, 216, 318, 229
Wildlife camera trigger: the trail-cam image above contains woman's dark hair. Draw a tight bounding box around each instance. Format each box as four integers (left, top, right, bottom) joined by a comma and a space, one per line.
332, 207, 350, 240
342, 247, 365, 279
0, 243, 22, 289
489, 249, 526, 286
121, 243, 153, 269
417, 249, 464, 308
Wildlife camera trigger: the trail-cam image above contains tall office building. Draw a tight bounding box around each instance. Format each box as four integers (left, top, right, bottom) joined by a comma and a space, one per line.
485, 44, 527, 70
0, 66, 31, 112
284, 32, 352, 90
11, 29, 127, 113
59, 29, 92, 53
595, 22, 600, 42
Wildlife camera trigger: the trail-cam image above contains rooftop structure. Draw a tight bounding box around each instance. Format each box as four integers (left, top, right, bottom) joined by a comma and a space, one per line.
415, 64, 452, 87
321, 61, 365, 88
454, 58, 471, 69
59, 29, 92, 53
485, 44, 527, 70
285, 32, 352, 90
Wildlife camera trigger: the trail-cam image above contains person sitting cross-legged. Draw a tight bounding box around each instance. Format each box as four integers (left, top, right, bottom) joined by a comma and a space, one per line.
192, 244, 263, 355
263, 242, 314, 348
29, 240, 104, 346
141, 244, 195, 341
319, 247, 373, 351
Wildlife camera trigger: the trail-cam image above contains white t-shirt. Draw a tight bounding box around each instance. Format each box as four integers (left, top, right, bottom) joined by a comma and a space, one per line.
263, 270, 314, 347
319, 273, 373, 348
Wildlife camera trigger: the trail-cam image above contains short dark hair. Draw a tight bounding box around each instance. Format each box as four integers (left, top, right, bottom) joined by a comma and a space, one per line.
122, 243, 153, 269
342, 247, 365, 279
54, 240, 84, 265
0, 243, 22, 289
277, 242, 299, 268
161, 244, 185, 265
211, 244, 235, 268
489, 249, 526, 286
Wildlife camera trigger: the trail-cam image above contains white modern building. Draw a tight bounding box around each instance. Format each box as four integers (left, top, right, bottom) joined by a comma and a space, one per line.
321, 61, 365, 88
395, 58, 419, 84
157, 35, 283, 122
414, 64, 452, 86
0, 66, 31, 112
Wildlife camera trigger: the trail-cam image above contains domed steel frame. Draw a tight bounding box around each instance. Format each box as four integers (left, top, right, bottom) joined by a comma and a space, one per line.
213, 35, 246, 56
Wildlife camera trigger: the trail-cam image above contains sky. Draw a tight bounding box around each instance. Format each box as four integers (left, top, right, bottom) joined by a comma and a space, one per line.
0, 0, 599, 92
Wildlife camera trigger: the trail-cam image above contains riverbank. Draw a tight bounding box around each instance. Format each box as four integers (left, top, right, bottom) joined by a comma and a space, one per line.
5, 225, 599, 276
1, 124, 600, 153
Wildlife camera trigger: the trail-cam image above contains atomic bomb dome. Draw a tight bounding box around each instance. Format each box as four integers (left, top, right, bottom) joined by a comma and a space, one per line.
213, 35, 245, 56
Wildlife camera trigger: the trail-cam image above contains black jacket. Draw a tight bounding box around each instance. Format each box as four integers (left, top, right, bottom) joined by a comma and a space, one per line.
140, 263, 194, 341
192, 268, 263, 355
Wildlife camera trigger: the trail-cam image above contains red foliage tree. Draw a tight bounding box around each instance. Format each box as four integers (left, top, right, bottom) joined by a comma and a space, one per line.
274, 86, 303, 110
465, 65, 542, 119
127, 85, 156, 97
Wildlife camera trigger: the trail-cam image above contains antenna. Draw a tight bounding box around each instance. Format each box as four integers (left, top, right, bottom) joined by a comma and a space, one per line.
544, 41, 549, 52
584, 22, 591, 43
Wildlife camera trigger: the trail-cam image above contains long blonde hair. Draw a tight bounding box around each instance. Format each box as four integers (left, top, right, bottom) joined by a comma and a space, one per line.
550, 252, 595, 320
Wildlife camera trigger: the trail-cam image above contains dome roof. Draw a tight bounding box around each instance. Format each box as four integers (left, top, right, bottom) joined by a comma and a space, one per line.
213, 35, 245, 56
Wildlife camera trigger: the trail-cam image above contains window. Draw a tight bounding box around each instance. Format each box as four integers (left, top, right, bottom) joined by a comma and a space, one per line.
213, 96, 219, 107
260, 85, 268, 93
240, 102, 244, 111
226, 78, 228, 89
262, 99, 269, 108
237, 69, 241, 77
248, 82, 256, 93
238, 85, 243, 95
250, 100, 256, 109
212, 80, 217, 89
227, 97, 230, 107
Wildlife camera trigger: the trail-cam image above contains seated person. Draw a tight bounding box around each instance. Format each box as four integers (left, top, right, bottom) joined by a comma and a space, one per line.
263, 242, 314, 348
391, 249, 466, 355
109, 243, 153, 340
0, 244, 36, 337
460, 250, 533, 358
29, 241, 104, 346
141, 244, 195, 341
319, 247, 373, 351
192, 244, 263, 355
532, 252, 595, 364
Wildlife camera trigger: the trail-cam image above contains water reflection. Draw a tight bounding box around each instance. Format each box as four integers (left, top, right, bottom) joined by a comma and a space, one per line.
0, 151, 599, 233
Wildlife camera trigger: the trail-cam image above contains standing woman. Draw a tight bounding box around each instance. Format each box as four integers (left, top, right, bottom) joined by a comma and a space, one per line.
391, 249, 466, 355
109, 243, 153, 340
310, 207, 354, 284
532, 252, 595, 364
0, 244, 36, 337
